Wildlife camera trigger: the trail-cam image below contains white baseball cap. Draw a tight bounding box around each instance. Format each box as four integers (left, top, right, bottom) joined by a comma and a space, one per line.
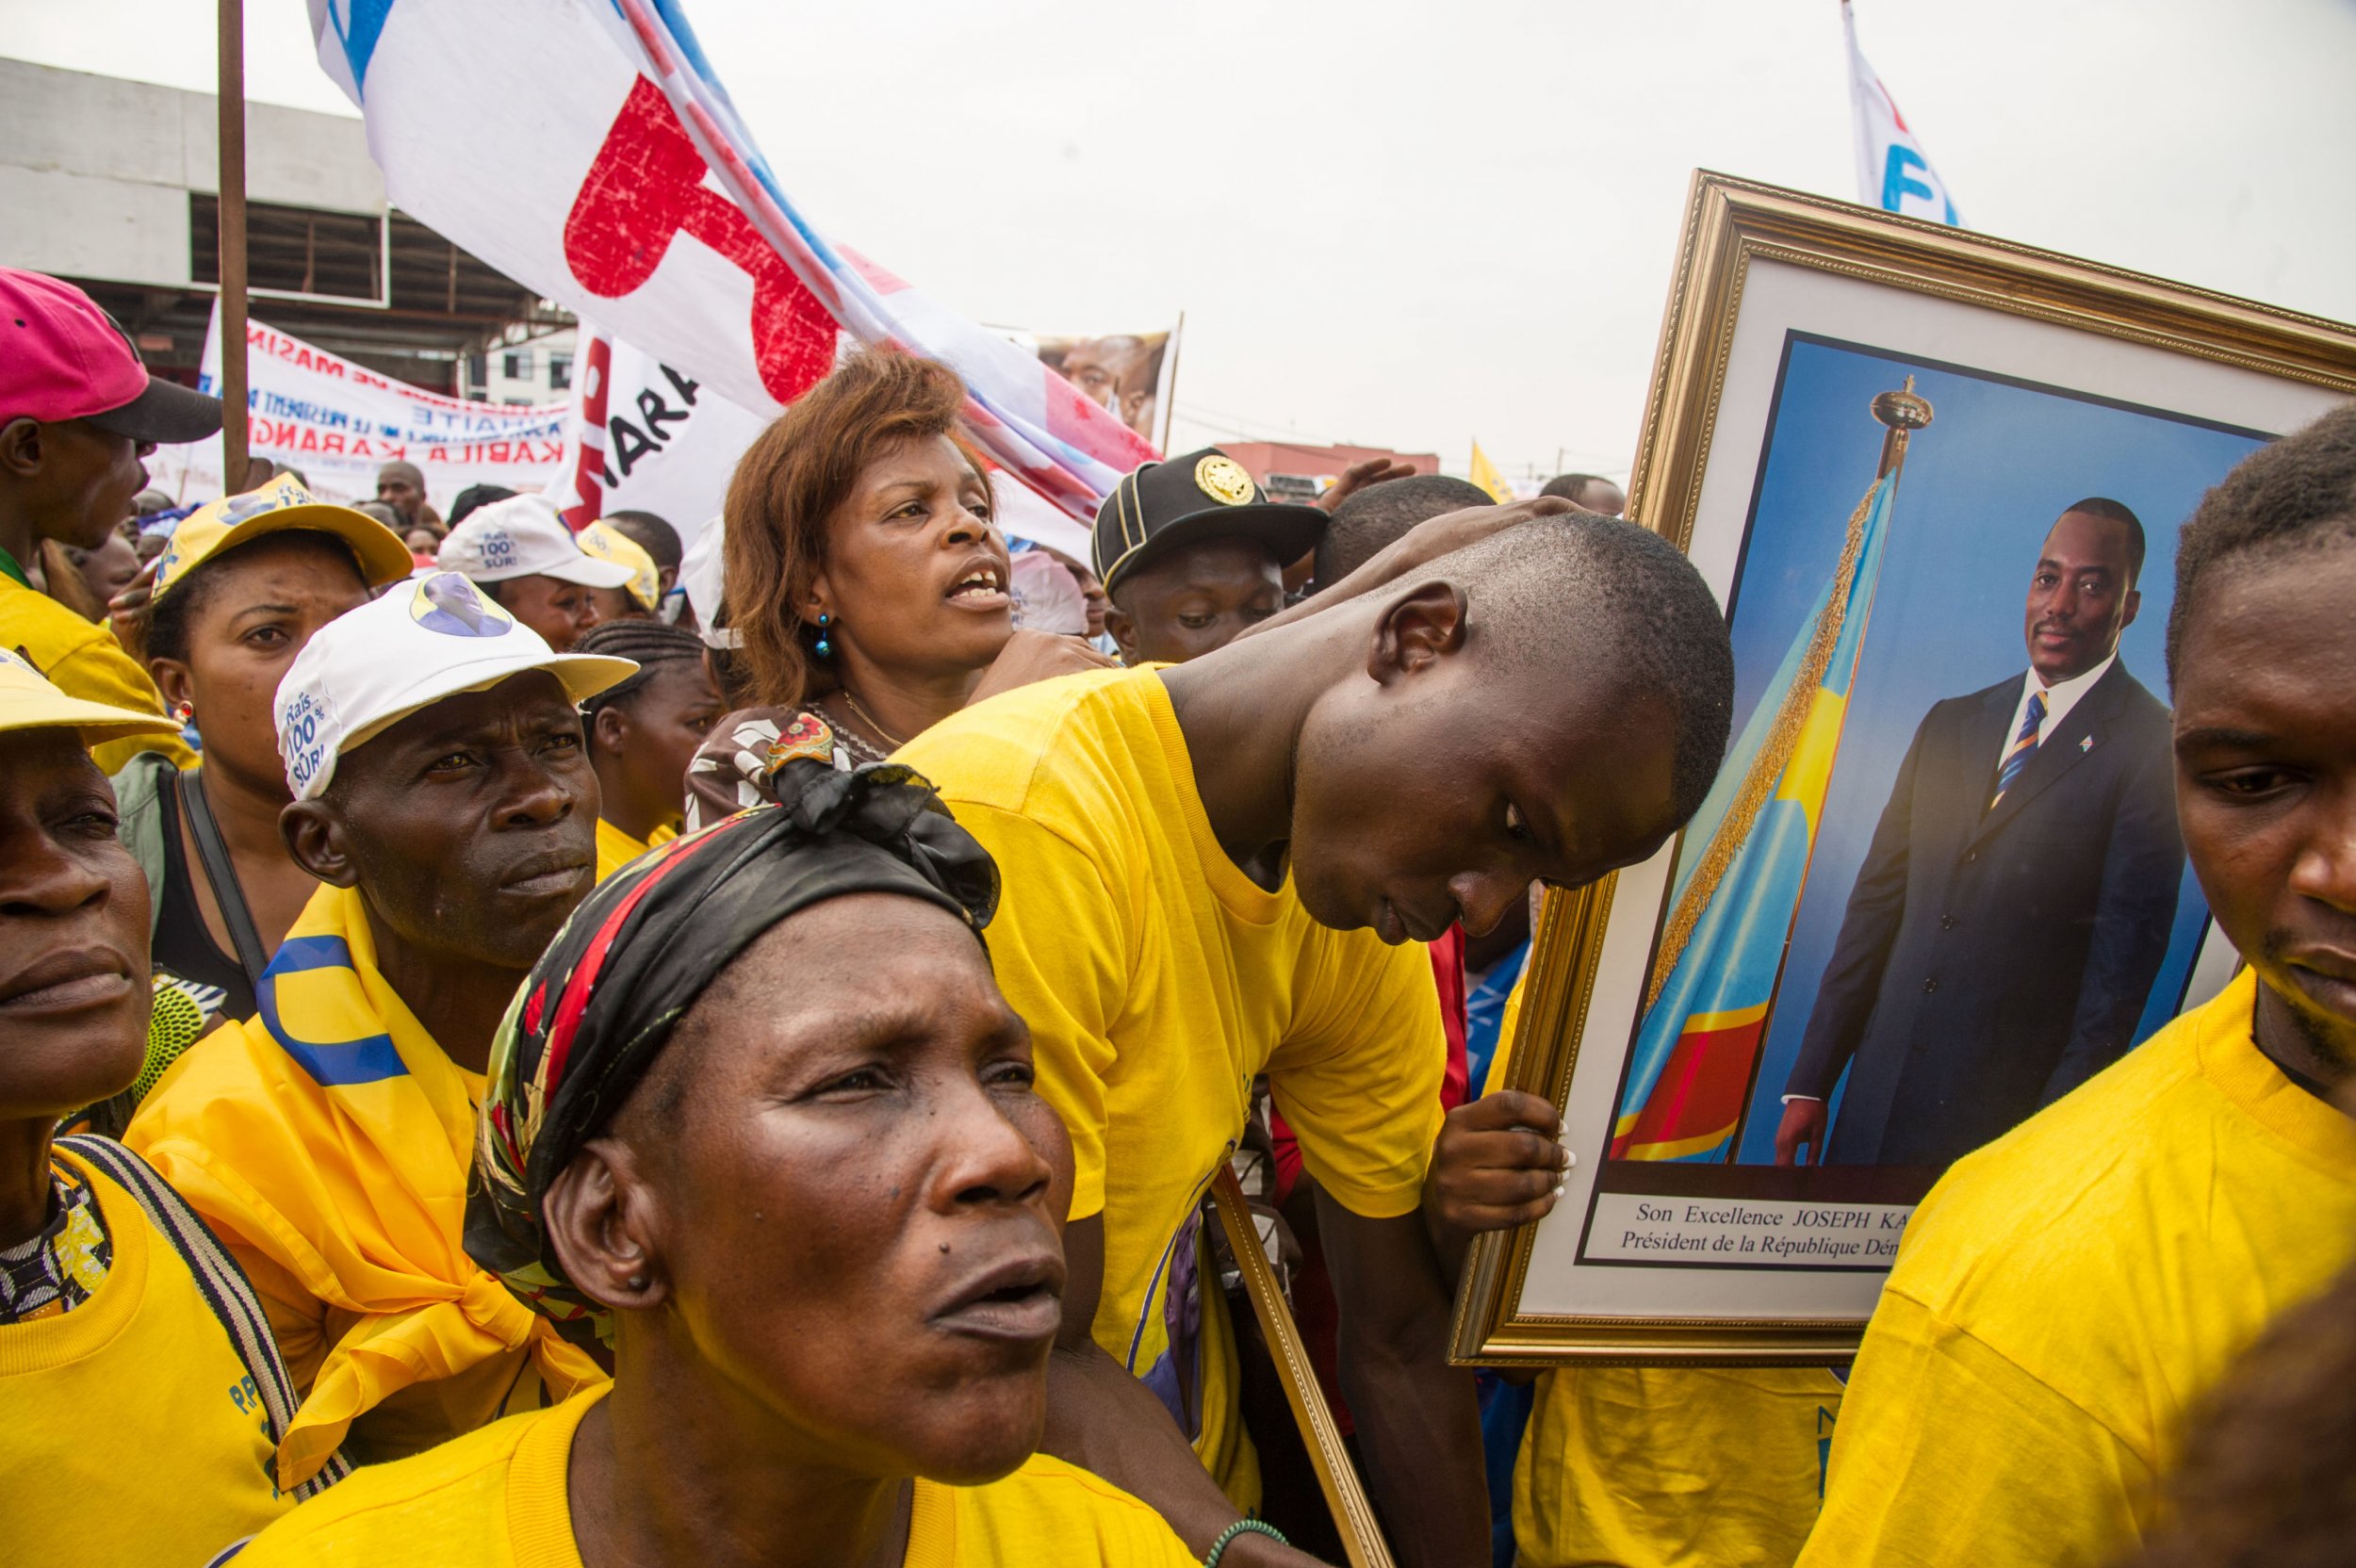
273, 571, 638, 800
434, 494, 636, 589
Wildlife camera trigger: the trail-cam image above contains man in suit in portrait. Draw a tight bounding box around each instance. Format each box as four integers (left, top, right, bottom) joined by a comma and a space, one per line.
1775, 498, 2184, 1169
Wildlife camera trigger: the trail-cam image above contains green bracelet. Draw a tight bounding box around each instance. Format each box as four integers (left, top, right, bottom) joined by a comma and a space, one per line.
1203, 1518, 1287, 1566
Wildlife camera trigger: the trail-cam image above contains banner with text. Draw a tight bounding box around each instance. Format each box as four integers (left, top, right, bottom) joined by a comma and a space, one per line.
154, 301, 566, 509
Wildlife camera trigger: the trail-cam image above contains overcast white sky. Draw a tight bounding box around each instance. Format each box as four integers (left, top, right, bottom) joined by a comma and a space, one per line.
9, 0, 2355, 482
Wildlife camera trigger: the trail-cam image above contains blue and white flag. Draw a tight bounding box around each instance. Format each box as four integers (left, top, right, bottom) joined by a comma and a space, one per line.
1842, 0, 1963, 226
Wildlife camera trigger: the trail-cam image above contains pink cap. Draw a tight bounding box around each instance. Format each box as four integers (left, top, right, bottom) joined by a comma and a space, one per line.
0, 268, 221, 443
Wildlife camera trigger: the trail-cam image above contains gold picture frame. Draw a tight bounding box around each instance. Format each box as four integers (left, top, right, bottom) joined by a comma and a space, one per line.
1451, 171, 2356, 1366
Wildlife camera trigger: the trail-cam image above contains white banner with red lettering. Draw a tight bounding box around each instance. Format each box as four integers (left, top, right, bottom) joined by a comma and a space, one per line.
310, 0, 1156, 523
152, 301, 566, 509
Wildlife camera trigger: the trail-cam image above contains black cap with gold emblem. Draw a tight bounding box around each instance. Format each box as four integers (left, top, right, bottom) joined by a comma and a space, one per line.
1090, 448, 1330, 596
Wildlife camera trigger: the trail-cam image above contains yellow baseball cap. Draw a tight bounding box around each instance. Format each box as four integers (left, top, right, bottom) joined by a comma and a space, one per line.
153, 474, 417, 602
0, 649, 184, 742
578, 520, 661, 611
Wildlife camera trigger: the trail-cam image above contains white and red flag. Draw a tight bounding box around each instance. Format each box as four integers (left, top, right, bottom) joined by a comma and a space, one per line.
309, 0, 1157, 521
1841, 0, 1964, 226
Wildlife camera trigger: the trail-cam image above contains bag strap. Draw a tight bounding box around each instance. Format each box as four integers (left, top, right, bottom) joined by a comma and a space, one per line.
176, 770, 271, 988
55, 1135, 352, 1499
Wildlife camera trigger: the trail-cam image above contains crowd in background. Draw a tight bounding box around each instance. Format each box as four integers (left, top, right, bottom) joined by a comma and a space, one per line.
4, 260, 2355, 1568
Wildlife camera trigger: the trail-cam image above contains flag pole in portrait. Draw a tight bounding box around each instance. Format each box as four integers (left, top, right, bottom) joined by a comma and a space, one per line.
1611, 381, 1934, 1164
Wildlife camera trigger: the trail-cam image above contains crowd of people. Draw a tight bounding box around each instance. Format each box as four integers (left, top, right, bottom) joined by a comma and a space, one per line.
3, 255, 2354, 1568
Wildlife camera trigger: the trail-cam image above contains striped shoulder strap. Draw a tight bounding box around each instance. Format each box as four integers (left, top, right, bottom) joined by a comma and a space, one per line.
55, 1135, 353, 1499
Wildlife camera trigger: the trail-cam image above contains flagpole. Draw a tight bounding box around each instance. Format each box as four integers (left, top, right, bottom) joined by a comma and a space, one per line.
1156, 310, 1185, 456
1710, 375, 1935, 1158
218, 0, 251, 489
1642, 379, 1934, 1011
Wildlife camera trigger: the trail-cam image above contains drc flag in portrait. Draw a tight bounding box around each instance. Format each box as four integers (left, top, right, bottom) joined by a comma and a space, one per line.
1612, 395, 1918, 1164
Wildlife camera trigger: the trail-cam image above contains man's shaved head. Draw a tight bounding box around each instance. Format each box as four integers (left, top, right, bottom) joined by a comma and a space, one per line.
1540, 472, 1627, 516
1269, 511, 1735, 943
1317, 474, 1496, 588
1449, 514, 1734, 825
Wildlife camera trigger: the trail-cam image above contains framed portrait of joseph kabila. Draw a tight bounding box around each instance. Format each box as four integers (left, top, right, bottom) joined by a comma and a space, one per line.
1452, 172, 2356, 1364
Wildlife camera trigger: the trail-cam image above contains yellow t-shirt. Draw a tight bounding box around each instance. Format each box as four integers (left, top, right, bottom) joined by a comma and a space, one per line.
1483, 975, 1844, 1568
1799, 969, 2356, 1568
0, 1145, 288, 1562
896, 667, 1448, 1508
594, 817, 651, 882
231, 1385, 1198, 1566
0, 572, 193, 773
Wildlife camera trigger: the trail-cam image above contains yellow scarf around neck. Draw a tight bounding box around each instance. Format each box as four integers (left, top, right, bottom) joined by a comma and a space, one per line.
127, 883, 605, 1486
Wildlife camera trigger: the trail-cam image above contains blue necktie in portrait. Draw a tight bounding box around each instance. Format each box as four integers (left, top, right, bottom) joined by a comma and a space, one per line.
1992, 691, 2047, 808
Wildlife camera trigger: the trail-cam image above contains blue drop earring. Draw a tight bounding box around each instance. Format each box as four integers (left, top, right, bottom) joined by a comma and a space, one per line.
813, 612, 833, 659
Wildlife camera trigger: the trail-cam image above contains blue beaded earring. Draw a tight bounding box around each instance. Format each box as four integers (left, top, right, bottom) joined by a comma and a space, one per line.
813, 612, 833, 659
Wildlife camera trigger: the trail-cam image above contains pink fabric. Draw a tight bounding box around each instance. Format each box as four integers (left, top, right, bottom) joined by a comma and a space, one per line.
0, 269, 147, 423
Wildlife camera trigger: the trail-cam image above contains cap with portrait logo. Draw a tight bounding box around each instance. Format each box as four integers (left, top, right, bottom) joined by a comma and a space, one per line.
1088, 447, 1327, 596
435, 494, 636, 589
272, 571, 637, 800
154, 474, 417, 602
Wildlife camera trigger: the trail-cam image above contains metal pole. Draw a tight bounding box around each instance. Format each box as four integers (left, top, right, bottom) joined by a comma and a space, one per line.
1155, 309, 1185, 456
217, 0, 251, 489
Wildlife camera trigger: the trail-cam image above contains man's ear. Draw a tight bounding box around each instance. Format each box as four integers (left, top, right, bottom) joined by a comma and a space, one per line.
281, 798, 361, 888
0, 417, 43, 481
544, 1138, 668, 1315
148, 658, 195, 713
2119, 585, 2142, 633
591, 703, 630, 759
1367, 579, 1468, 686
1103, 604, 1142, 666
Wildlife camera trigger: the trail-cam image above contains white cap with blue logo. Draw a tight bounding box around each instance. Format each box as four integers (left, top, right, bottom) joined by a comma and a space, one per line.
272, 571, 638, 800
435, 494, 637, 588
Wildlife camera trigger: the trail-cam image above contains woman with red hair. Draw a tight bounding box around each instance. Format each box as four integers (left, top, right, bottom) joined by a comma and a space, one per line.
686, 351, 1108, 825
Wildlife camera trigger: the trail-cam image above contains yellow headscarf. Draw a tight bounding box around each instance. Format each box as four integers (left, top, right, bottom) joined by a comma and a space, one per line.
127, 883, 605, 1486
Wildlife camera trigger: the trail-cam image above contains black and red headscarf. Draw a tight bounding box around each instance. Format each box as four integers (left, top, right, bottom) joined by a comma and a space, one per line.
466, 760, 998, 1345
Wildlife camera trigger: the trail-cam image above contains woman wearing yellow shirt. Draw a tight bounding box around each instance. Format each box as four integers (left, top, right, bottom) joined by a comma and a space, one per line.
574, 620, 723, 880
234, 766, 1207, 1568
0, 651, 341, 1564
114, 477, 413, 1021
